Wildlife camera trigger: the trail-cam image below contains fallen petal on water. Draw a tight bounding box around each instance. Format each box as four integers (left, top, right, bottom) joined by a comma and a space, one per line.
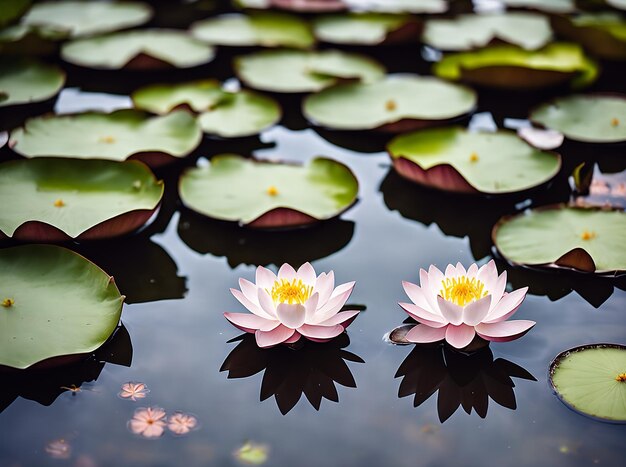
518, 127, 564, 150
118, 382, 149, 401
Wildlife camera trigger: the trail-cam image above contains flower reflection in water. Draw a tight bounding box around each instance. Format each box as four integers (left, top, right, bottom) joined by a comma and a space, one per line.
45, 438, 71, 459
395, 344, 536, 422
221, 333, 364, 415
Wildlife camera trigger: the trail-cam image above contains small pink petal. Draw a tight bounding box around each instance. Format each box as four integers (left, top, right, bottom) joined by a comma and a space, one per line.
399, 302, 447, 328
462, 295, 491, 326
284, 331, 302, 344
239, 278, 260, 305
467, 263, 478, 278
445, 324, 476, 349
255, 325, 295, 348
488, 271, 507, 311
444, 264, 457, 278
436, 296, 463, 325
276, 303, 307, 329
317, 309, 360, 327
420, 268, 439, 311
224, 312, 279, 333
428, 264, 444, 287
313, 271, 335, 305
455, 262, 466, 276
231, 288, 273, 320
518, 126, 564, 150
475, 320, 535, 342
257, 288, 277, 318
484, 287, 528, 323
298, 323, 344, 339
297, 262, 316, 285
168, 412, 198, 436
277, 263, 297, 280
405, 324, 447, 343
256, 266, 276, 289
313, 281, 355, 322
477, 260, 498, 291
402, 281, 430, 310
143, 424, 165, 438
304, 292, 320, 322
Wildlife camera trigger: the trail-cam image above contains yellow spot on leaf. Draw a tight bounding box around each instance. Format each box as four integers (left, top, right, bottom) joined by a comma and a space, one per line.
611, 118, 619, 127
470, 152, 479, 163
580, 230, 596, 241
54, 199, 65, 207
2, 298, 14, 307
99, 136, 115, 143
266, 186, 279, 196
386, 99, 397, 111
616, 373, 626, 382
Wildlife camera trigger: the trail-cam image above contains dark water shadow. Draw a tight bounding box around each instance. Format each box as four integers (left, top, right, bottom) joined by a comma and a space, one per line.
177, 209, 355, 267
395, 344, 536, 423
220, 333, 363, 415
0, 325, 132, 413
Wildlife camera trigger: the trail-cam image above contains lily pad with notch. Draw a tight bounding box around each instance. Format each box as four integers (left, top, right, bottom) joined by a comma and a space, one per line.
433, 42, 598, 90
61, 29, 216, 70
387, 127, 562, 194
0, 158, 164, 242
549, 343, 626, 423
9, 109, 202, 168
492, 205, 626, 275
313, 12, 420, 45
0, 57, 65, 108
234, 48, 385, 93
303, 75, 477, 132
179, 154, 359, 228
132, 80, 281, 138
0, 244, 124, 370
191, 12, 314, 49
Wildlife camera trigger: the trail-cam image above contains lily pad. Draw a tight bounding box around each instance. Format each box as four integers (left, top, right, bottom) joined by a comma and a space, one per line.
234, 49, 385, 93
530, 94, 626, 143
423, 12, 552, 51
237, 0, 346, 12
191, 12, 314, 49
0, 0, 31, 28
433, 43, 598, 90
0, 244, 124, 370
9, 109, 202, 168
493, 205, 626, 274
549, 344, 626, 423
0, 57, 65, 108
132, 80, 281, 138
388, 127, 561, 194
0, 158, 163, 242
502, 0, 575, 13
21, 1, 152, 38
0, 24, 68, 56
552, 13, 626, 60
179, 155, 359, 228
61, 29, 215, 70
313, 13, 418, 45
303, 75, 477, 132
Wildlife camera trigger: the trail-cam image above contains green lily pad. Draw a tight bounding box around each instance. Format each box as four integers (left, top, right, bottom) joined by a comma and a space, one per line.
433, 43, 598, 90
0, 24, 68, 56
344, 0, 448, 13
0, 57, 65, 108
132, 80, 281, 138
388, 127, 561, 194
9, 109, 202, 168
179, 154, 359, 228
550, 344, 626, 423
0, 244, 124, 370
493, 205, 626, 274
21, 0, 152, 38
552, 13, 626, 61
0, 0, 31, 28
191, 12, 314, 48
313, 13, 418, 45
423, 12, 552, 51
530, 94, 626, 143
234, 49, 385, 93
0, 158, 164, 241
302, 75, 477, 132
61, 29, 215, 70
502, 0, 575, 13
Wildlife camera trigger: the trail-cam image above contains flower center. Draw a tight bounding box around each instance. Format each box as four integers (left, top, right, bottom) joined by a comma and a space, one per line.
440, 276, 487, 307
616, 373, 626, 382
268, 279, 312, 305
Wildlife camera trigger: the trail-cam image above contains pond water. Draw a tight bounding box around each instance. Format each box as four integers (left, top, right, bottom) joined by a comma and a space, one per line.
1, 3, 625, 467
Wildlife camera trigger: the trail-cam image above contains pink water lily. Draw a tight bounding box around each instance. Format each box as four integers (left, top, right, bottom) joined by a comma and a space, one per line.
399, 261, 535, 350
224, 263, 359, 348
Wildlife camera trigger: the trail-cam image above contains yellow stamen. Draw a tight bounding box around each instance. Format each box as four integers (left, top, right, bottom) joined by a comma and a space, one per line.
266, 186, 279, 196
581, 230, 596, 241
611, 118, 619, 127
54, 199, 65, 208
2, 298, 14, 307
268, 279, 312, 305
99, 136, 115, 143
440, 276, 487, 307
616, 373, 626, 382
386, 99, 397, 111
470, 152, 479, 163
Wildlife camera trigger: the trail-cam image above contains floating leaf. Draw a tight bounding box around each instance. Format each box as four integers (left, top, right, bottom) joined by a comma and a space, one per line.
234, 49, 385, 93
132, 80, 281, 138
191, 12, 314, 48
0, 57, 64, 107
434, 43, 598, 90
388, 127, 561, 194
0, 244, 123, 370
0, 158, 164, 241
21, 0, 152, 38
179, 155, 358, 228
0, 24, 67, 56
551, 13, 626, 60
234, 441, 269, 465
531, 94, 626, 144
0, 0, 31, 28
61, 29, 215, 70
493, 205, 626, 274
550, 344, 626, 422
313, 13, 418, 45
423, 12, 552, 51
303, 75, 476, 132
344, 0, 448, 13
9, 109, 202, 167
502, 0, 575, 13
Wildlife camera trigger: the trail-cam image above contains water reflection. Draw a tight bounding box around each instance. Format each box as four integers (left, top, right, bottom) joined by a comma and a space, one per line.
395, 344, 535, 423
0, 325, 132, 413
220, 333, 364, 415
178, 209, 355, 267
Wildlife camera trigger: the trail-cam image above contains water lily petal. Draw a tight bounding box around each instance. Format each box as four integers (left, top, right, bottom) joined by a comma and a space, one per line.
313, 271, 335, 305
284, 331, 301, 344
298, 323, 344, 339
402, 281, 431, 311
256, 266, 276, 289
405, 324, 447, 343
278, 263, 297, 281
420, 268, 439, 311
224, 312, 279, 333
318, 309, 360, 327
455, 262, 466, 276
477, 260, 498, 292
255, 325, 295, 348
231, 288, 274, 320
436, 296, 463, 325
304, 292, 320, 322
276, 303, 307, 329
313, 281, 355, 321
462, 295, 491, 326
484, 287, 528, 323
143, 423, 165, 438
475, 320, 535, 342
488, 270, 507, 311
445, 324, 476, 349
444, 264, 457, 278
399, 302, 447, 327
257, 288, 277, 318
239, 278, 260, 305
297, 262, 317, 286
467, 263, 478, 278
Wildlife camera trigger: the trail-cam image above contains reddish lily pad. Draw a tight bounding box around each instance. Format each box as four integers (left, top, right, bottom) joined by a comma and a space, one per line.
313, 13, 419, 45
237, 0, 346, 12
